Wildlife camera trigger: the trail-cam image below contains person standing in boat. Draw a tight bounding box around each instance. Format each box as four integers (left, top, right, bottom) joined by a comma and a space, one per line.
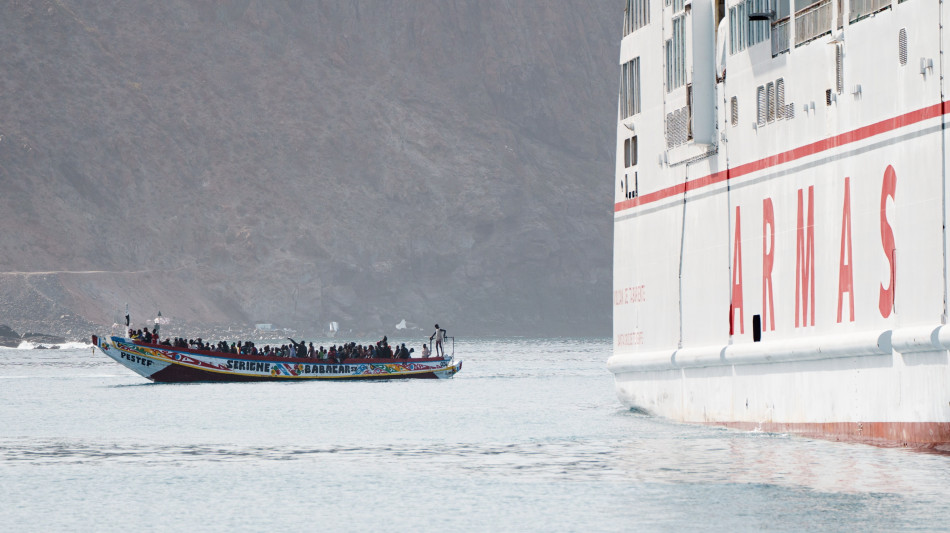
430, 324, 446, 357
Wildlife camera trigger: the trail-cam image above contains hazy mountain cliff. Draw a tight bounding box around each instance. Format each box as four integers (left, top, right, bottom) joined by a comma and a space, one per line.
0, 0, 617, 337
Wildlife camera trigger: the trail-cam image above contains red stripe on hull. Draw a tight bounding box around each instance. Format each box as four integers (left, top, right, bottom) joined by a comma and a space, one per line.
708, 420, 950, 451
148, 362, 442, 382
614, 101, 950, 212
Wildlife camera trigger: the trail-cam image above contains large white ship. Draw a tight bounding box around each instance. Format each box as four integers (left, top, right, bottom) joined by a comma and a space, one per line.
608, 0, 950, 447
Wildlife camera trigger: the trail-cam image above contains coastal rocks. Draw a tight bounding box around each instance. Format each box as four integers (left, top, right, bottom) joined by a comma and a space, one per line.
21, 332, 67, 345
0, 324, 20, 348
0, 324, 66, 348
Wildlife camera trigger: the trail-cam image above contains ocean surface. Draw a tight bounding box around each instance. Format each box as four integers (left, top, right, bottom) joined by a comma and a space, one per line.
2, 337, 950, 532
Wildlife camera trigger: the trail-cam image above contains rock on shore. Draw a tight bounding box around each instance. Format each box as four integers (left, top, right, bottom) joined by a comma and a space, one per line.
0, 324, 67, 348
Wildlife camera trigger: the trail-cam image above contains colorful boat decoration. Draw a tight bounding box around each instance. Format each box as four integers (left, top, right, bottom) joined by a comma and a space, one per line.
92, 335, 462, 382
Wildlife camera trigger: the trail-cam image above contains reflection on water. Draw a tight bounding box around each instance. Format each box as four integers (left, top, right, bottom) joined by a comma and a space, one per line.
1, 340, 949, 531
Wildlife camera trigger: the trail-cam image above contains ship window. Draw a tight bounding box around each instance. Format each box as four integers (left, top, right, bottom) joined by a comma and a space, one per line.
771, 19, 790, 56
898, 28, 907, 66
620, 57, 642, 118
729, 3, 748, 54
624, 0, 651, 36
776, 0, 791, 19
826, 88, 833, 106
756, 85, 766, 126
739, 3, 749, 52
672, 0, 686, 13
771, 0, 791, 55
730, 96, 739, 126
729, 0, 771, 54
625, 136, 639, 167
851, 0, 892, 23
796, 0, 833, 46
776, 78, 785, 119
766, 82, 775, 122
666, 15, 686, 92
747, 0, 771, 47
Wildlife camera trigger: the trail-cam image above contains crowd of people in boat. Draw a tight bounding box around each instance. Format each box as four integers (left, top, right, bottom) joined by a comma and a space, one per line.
127, 328, 436, 361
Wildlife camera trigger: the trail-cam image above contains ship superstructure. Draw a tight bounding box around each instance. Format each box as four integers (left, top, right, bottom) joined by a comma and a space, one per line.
608, 0, 950, 446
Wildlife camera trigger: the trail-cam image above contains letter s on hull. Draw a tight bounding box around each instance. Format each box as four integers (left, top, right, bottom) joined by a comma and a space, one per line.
879, 165, 897, 318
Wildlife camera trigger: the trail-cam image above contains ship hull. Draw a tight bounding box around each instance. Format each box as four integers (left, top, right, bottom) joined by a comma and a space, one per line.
94, 336, 461, 382
611, 1, 950, 447
611, 342, 950, 448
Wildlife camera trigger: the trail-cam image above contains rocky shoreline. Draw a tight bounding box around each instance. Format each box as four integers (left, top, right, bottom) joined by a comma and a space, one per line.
0, 324, 67, 348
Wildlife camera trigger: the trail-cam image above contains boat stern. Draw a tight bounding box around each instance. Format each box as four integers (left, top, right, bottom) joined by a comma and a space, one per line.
437, 359, 462, 379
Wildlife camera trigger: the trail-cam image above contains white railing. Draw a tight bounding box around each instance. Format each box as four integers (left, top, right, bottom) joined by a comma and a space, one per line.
795, 0, 832, 46
850, 0, 891, 22
771, 18, 790, 56
423, 336, 454, 358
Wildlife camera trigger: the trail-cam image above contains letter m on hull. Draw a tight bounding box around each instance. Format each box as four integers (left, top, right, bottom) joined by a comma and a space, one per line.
796, 186, 816, 328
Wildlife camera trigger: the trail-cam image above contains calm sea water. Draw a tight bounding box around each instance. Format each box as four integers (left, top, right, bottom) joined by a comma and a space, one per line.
2, 337, 950, 531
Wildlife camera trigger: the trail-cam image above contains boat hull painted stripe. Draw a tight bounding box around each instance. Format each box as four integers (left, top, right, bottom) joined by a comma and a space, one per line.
148, 362, 443, 382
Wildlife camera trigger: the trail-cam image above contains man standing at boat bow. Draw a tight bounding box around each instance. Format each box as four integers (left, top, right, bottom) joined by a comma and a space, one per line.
430, 324, 446, 358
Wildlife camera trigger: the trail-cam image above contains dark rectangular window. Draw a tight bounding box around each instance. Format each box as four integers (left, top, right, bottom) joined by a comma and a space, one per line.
624, 0, 651, 36
624, 136, 638, 168
620, 57, 641, 118
666, 16, 686, 91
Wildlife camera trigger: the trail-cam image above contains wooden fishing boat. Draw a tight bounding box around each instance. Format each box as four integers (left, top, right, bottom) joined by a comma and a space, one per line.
92, 335, 462, 382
